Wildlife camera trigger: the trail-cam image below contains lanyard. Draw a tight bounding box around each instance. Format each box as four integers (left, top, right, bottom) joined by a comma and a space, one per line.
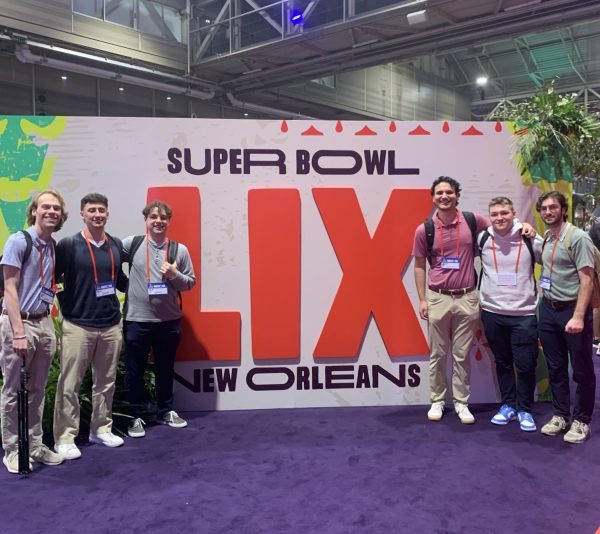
37, 239, 55, 290
145, 235, 169, 282
491, 236, 523, 273
541, 224, 564, 277
546, 234, 561, 277
438, 214, 460, 258
82, 230, 115, 284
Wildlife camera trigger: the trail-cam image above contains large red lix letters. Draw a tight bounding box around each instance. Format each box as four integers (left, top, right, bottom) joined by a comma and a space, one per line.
147, 186, 429, 361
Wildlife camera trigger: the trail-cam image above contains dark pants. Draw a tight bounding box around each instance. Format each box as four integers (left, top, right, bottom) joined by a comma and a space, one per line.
481, 310, 538, 412
125, 319, 181, 418
538, 300, 596, 424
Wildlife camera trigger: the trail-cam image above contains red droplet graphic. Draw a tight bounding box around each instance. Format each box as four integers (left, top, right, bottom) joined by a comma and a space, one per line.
281, 120, 288, 133
442, 121, 450, 133
389, 121, 397, 132
335, 120, 343, 132
495, 122, 502, 132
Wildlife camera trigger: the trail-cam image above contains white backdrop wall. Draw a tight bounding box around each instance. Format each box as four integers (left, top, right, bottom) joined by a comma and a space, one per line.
0, 117, 537, 410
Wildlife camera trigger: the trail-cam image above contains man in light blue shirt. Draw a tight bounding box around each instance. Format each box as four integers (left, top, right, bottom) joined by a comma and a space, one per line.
1, 190, 68, 473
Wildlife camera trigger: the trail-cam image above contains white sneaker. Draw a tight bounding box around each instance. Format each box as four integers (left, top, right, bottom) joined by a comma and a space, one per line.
89, 432, 124, 448
454, 402, 475, 424
427, 401, 445, 421
31, 445, 64, 465
54, 443, 82, 460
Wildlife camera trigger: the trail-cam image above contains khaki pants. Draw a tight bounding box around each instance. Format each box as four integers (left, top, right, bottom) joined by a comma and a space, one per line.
0, 314, 56, 454
53, 320, 122, 445
427, 290, 480, 404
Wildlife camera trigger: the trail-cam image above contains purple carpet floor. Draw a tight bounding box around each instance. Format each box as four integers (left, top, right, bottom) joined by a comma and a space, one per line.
2, 359, 600, 534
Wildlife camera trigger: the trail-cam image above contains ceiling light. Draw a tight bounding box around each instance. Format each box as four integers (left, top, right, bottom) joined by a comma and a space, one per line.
61, 75, 67, 80
118, 86, 125, 92
406, 9, 428, 25
476, 76, 488, 86
166, 96, 172, 101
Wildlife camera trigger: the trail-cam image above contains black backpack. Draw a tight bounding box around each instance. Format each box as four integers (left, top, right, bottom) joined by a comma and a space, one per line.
0, 230, 56, 292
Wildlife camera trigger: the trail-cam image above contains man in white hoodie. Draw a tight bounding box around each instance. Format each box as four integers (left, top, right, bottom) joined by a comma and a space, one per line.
478, 197, 542, 431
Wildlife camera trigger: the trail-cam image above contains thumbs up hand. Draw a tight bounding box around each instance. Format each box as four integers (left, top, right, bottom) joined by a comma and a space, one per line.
161, 260, 178, 280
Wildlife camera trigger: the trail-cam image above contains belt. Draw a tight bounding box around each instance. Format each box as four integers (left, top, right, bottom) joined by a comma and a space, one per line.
1, 309, 50, 320
542, 297, 577, 311
428, 286, 476, 296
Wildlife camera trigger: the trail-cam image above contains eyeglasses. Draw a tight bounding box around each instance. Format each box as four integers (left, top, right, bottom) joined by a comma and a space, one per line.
539, 205, 561, 212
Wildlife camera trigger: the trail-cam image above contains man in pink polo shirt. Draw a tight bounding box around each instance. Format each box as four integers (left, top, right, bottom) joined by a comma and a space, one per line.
413, 177, 488, 424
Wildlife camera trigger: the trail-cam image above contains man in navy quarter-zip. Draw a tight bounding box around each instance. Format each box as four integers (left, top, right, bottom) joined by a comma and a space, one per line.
53, 193, 127, 459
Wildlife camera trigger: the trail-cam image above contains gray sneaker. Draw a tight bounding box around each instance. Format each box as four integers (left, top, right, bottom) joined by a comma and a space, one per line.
160, 411, 188, 428
563, 420, 591, 444
128, 418, 146, 438
30, 444, 64, 466
541, 415, 569, 436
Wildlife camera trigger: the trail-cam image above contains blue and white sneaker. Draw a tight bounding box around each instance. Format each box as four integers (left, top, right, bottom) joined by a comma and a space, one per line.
517, 411, 536, 432
491, 404, 517, 425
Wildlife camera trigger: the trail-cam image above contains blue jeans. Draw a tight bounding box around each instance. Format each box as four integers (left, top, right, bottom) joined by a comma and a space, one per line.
125, 320, 181, 418
481, 311, 538, 412
538, 300, 595, 424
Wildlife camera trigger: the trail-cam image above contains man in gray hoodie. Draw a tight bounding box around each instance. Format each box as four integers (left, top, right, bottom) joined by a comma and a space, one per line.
122, 200, 196, 438
478, 196, 542, 431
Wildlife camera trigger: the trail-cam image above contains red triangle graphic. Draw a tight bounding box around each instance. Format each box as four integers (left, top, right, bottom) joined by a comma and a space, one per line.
462, 125, 484, 135
301, 125, 324, 136
408, 125, 431, 135
355, 125, 377, 135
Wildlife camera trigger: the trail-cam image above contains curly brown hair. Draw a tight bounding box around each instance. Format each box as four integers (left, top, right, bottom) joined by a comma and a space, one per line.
26, 189, 68, 231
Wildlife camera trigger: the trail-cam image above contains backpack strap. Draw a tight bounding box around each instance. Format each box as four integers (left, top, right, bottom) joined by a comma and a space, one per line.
127, 235, 145, 267
477, 230, 490, 290
424, 218, 435, 265
20, 230, 34, 265
167, 239, 182, 310
123, 235, 144, 322
167, 240, 179, 265
522, 236, 535, 274
478, 230, 491, 252
462, 211, 478, 257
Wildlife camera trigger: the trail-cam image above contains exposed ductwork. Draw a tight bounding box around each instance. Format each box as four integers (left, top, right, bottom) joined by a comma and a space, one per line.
14, 44, 216, 100
226, 92, 315, 120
